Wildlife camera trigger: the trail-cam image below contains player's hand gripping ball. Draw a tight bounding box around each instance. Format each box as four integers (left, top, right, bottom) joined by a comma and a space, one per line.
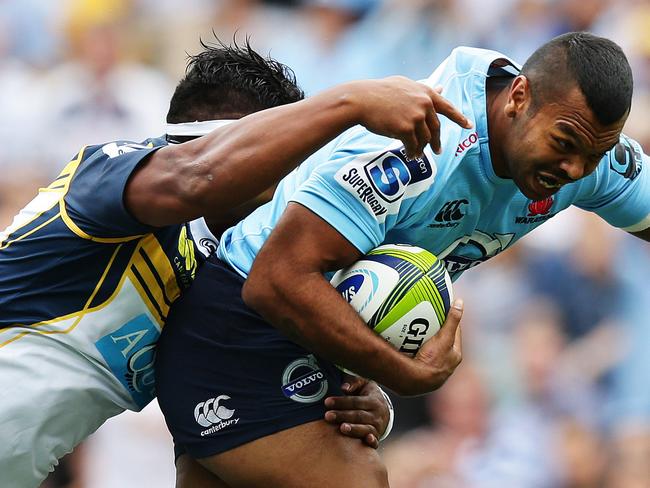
330, 244, 453, 356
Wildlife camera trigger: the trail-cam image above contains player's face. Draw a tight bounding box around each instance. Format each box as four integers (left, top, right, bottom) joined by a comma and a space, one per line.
504, 84, 626, 201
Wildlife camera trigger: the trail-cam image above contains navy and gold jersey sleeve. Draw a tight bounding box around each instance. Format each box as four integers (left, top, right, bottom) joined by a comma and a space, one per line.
63, 139, 166, 239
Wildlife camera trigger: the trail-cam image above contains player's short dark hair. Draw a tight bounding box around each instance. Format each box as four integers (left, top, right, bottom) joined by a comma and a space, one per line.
166, 37, 304, 123
521, 32, 633, 125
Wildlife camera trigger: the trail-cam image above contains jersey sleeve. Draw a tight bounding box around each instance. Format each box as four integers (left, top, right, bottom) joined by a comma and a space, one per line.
290, 127, 438, 253
63, 140, 163, 239
575, 135, 650, 232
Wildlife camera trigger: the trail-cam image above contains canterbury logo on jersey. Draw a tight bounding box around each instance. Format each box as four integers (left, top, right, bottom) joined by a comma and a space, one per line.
429, 199, 468, 228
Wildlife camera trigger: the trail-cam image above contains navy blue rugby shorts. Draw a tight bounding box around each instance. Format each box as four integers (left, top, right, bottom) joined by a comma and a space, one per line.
155, 254, 344, 460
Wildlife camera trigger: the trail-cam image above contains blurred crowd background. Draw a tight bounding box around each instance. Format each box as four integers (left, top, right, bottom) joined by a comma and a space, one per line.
1, 0, 648, 486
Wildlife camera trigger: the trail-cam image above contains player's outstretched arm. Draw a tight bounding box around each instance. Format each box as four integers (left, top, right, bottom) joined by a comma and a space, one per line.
125, 77, 471, 227
242, 203, 464, 396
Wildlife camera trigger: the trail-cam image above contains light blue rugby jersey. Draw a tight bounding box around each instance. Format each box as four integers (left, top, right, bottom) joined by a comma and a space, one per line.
219, 47, 650, 281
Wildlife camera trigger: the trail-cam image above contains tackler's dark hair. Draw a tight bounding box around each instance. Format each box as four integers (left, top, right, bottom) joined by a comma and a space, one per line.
167, 35, 304, 123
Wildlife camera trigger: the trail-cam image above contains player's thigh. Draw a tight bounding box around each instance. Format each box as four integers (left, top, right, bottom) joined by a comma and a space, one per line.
198, 419, 388, 488
176, 454, 231, 488
156, 256, 366, 485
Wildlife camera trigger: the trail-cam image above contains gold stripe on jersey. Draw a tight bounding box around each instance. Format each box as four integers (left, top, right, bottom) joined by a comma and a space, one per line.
128, 264, 166, 324
0, 243, 125, 347
39, 147, 86, 196
140, 234, 181, 305
54, 144, 145, 243
0, 212, 61, 250
125, 235, 181, 327
0, 150, 87, 248
57, 148, 86, 192
59, 202, 145, 244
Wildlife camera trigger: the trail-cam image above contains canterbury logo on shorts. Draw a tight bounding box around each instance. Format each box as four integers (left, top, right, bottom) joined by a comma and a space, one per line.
194, 395, 240, 437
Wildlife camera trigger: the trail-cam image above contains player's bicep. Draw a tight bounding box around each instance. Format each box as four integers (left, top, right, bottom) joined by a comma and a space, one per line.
243, 202, 363, 342
252, 202, 363, 278
124, 144, 205, 227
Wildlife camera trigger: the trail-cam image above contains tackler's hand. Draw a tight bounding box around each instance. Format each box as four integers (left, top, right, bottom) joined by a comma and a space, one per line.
349, 77, 473, 160
324, 375, 390, 449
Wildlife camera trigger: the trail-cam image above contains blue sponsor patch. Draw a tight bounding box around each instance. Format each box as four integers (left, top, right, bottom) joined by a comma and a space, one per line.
364, 149, 433, 202
95, 314, 160, 409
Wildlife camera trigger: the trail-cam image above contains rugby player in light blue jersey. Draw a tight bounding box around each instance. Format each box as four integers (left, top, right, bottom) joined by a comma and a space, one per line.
0, 39, 472, 487
155, 32, 647, 487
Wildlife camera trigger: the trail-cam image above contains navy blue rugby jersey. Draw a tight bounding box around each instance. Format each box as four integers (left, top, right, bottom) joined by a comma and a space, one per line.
0, 138, 217, 409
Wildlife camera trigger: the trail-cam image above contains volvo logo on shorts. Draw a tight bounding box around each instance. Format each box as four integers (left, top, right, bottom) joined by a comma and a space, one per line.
281, 355, 328, 404
194, 395, 240, 436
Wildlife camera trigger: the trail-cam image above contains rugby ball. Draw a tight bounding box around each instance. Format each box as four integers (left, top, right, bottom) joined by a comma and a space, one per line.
330, 244, 453, 356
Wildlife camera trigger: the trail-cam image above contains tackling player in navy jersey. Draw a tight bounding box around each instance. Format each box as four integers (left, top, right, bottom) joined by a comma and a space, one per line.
0, 38, 472, 487
155, 33, 648, 487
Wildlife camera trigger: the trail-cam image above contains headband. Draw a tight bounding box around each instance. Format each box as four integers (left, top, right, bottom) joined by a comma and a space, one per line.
165, 119, 236, 137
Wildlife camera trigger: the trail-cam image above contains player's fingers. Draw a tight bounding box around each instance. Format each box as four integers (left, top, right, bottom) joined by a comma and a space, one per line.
431, 91, 473, 130
326, 408, 373, 423
400, 130, 420, 161
341, 374, 367, 395
440, 299, 464, 344
448, 303, 463, 367
365, 433, 380, 449
325, 409, 378, 434
339, 423, 380, 447
324, 394, 372, 411
453, 322, 463, 356
414, 117, 432, 158
425, 108, 441, 155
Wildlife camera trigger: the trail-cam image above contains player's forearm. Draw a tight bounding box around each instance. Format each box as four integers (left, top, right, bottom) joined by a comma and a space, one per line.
243, 268, 444, 396
128, 76, 468, 227
153, 83, 371, 225
206, 81, 368, 170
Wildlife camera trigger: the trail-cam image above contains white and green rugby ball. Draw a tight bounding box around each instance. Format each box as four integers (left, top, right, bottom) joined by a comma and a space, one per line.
330, 244, 453, 356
